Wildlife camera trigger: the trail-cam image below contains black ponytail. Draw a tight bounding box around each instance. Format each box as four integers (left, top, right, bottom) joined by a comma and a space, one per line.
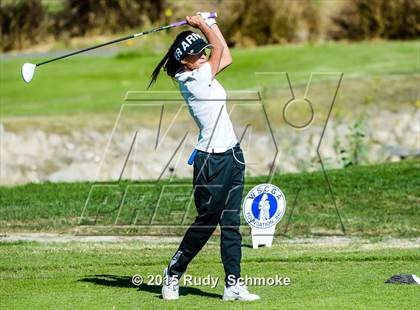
148, 30, 194, 89
148, 49, 171, 89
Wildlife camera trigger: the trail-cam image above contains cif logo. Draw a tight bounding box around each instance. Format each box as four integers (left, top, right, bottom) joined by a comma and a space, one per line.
242, 184, 286, 229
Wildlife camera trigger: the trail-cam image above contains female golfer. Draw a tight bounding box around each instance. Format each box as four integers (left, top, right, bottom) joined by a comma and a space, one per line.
148, 13, 259, 301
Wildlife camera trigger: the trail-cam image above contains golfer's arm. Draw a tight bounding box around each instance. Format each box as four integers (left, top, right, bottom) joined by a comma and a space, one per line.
210, 24, 232, 73
198, 23, 223, 78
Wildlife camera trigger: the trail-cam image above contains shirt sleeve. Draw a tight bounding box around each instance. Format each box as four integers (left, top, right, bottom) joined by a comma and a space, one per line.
190, 62, 213, 87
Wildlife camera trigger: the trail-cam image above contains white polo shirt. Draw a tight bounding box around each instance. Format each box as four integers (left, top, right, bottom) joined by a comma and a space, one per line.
175, 62, 238, 153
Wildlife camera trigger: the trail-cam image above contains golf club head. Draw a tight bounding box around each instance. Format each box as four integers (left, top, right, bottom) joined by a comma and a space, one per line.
21, 63, 36, 83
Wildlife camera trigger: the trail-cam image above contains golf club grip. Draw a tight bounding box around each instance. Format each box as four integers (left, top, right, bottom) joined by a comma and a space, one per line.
196, 12, 218, 19
170, 12, 217, 28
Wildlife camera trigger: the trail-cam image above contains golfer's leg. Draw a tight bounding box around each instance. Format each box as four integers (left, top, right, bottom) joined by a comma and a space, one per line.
167, 152, 228, 279
220, 148, 245, 285
167, 201, 220, 279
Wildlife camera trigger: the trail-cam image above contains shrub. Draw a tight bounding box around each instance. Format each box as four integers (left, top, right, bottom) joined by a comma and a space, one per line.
52, 0, 165, 38
219, 0, 321, 46
0, 0, 47, 51
0, 0, 166, 51
328, 0, 420, 40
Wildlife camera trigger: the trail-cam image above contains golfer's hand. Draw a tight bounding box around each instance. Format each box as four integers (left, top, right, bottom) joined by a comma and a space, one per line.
197, 12, 217, 28
186, 15, 205, 28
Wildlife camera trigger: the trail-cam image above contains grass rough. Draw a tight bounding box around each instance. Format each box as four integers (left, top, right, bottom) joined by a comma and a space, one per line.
0, 160, 419, 237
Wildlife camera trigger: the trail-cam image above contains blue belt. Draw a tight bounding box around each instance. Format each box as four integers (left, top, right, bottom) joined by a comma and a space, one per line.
187, 149, 198, 165
187, 143, 240, 165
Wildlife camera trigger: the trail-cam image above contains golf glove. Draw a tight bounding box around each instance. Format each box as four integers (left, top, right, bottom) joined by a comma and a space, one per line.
197, 12, 217, 28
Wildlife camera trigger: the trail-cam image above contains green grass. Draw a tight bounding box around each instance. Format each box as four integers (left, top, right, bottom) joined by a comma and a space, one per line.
0, 240, 418, 309
1, 160, 419, 237
1, 40, 419, 116
1, 30, 418, 310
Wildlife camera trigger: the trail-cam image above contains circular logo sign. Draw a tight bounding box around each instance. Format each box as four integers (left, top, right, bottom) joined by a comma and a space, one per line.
242, 184, 286, 229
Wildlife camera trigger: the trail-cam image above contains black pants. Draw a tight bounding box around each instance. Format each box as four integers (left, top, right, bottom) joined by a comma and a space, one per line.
167, 143, 245, 286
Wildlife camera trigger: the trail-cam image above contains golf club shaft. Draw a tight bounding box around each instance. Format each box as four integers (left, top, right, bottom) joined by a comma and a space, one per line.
35, 15, 212, 67
36, 34, 136, 66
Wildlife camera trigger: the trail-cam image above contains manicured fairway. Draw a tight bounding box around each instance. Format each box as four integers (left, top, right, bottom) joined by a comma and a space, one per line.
1, 40, 418, 116
0, 238, 418, 309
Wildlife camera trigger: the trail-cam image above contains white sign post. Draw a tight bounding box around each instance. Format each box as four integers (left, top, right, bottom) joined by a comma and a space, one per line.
242, 184, 286, 249
251, 226, 276, 248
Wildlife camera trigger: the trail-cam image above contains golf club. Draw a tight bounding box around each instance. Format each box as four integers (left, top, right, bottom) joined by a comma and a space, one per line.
21, 12, 217, 83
